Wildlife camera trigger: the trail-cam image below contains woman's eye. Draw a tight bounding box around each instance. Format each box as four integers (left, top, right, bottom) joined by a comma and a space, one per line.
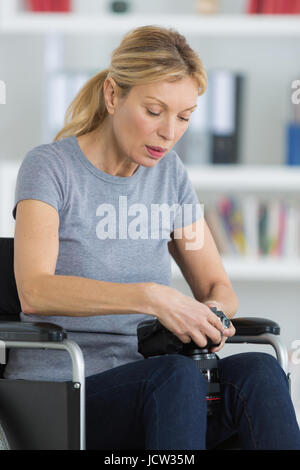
146, 109, 189, 122
147, 109, 160, 117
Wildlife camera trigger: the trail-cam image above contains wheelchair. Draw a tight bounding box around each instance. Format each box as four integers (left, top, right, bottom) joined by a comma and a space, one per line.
0, 237, 290, 450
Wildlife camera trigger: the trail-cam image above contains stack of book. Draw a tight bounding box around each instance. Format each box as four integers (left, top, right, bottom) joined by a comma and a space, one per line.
25, 0, 72, 12
205, 196, 300, 258
175, 69, 245, 166
247, 0, 300, 14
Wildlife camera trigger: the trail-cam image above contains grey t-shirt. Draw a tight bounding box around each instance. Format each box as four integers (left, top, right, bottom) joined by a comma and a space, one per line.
4, 135, 201, 381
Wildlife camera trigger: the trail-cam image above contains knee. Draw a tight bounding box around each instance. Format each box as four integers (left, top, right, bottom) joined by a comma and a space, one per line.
220, 352, 288, 388
241, 352, 285, 380
148, 354, 207, 392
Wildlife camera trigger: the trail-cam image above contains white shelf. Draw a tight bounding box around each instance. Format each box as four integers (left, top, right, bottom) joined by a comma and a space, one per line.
186, 165, 300, 193
172, 256, 300, 282
1, 9, 300, 36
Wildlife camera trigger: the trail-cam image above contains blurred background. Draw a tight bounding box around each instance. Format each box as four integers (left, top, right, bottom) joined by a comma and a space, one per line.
0, 0, 300, 423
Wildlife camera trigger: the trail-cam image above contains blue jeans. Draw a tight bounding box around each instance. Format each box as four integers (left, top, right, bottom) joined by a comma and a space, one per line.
85, 352, 300, 450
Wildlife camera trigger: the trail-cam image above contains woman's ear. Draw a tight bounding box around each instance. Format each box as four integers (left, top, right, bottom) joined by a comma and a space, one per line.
103, 77, 119, 115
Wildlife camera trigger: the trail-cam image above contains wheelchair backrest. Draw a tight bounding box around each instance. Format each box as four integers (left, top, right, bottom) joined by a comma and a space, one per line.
0, 237, 21, 377
0, 238, 21, 322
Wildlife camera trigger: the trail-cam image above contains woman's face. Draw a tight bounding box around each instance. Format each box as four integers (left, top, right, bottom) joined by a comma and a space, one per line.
106, 76, 199, 167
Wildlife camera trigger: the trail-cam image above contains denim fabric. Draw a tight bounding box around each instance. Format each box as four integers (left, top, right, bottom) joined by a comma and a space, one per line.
85, 352, 300, 450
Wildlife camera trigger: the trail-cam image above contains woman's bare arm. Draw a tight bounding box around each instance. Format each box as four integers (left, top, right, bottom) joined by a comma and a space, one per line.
167, 218, 239, 319
15, 200, 153, 317
25, 273, 153, 317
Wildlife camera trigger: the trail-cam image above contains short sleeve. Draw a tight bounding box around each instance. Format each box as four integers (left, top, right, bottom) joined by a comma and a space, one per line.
173, 153, 203, 230
12, 146, 66, 220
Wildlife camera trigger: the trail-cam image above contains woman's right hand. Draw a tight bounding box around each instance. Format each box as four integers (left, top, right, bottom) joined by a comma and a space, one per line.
144, 283, 225, 348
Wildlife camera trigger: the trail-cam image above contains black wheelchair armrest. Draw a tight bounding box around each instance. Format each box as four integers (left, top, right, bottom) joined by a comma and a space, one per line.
0, 322, 67, 342
230, 317, 280, 336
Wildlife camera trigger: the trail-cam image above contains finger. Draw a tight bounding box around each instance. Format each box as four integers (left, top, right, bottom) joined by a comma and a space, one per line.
179, 334, 192, 344
210, 337, 227, 353
206, 310, 224, 331
190, 331, 208, 349
223, 324, 236, 337
203, 321, 223, 345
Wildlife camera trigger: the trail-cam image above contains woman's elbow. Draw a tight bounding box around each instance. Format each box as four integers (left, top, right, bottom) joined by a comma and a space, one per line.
18, 282, 37, 315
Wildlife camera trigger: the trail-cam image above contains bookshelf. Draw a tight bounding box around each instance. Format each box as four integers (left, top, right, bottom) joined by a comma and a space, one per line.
187, 165, 300, 192
168, 165, 300, 282
1, 1, 300, 36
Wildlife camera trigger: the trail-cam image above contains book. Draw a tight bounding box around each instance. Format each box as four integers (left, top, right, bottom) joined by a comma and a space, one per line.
262, 0, 276, 14
287, 123, 300, 166
209, 70, 244, 164
247, 0, 264, 13
58, 0, 72, 12
241, 195, 259, 257
26, 0, 72, 12
284, 202, 299, 258
258, 202, 268, 255
216, 197, 240, 255
229, 198, 248, 255
277, 202, 287, 256
247, 0, 300, 14
266, 199, 280, 256
205, 205, 231, 255
247, 0, 260, 13
292, 0, 300, 14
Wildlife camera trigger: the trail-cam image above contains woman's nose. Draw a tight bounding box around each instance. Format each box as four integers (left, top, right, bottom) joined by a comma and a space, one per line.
158, 119, 176, 142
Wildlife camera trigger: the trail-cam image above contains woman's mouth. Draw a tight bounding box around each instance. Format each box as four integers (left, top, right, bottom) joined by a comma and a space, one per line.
145, 145, 166, 159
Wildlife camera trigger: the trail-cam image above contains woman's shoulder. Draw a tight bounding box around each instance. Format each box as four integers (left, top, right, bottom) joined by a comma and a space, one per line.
25, 136, 72, 161
21, 137, 76, 177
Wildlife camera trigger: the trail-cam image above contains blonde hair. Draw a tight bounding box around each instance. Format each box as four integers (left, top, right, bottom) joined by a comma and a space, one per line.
54, 25, 207, 142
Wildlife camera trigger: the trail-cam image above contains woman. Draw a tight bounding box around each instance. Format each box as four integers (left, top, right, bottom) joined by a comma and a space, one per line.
5, 25, 300, 450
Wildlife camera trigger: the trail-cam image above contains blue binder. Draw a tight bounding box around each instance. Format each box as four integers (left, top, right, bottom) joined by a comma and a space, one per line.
287, 123, 300, 166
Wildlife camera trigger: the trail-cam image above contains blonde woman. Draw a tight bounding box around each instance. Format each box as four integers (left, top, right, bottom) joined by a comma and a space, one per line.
6, 25, 300, 450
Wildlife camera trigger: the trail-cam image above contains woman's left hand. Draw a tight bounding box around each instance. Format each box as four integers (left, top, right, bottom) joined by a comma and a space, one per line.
209, 321, 236, 352
203, 300, 236, 353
